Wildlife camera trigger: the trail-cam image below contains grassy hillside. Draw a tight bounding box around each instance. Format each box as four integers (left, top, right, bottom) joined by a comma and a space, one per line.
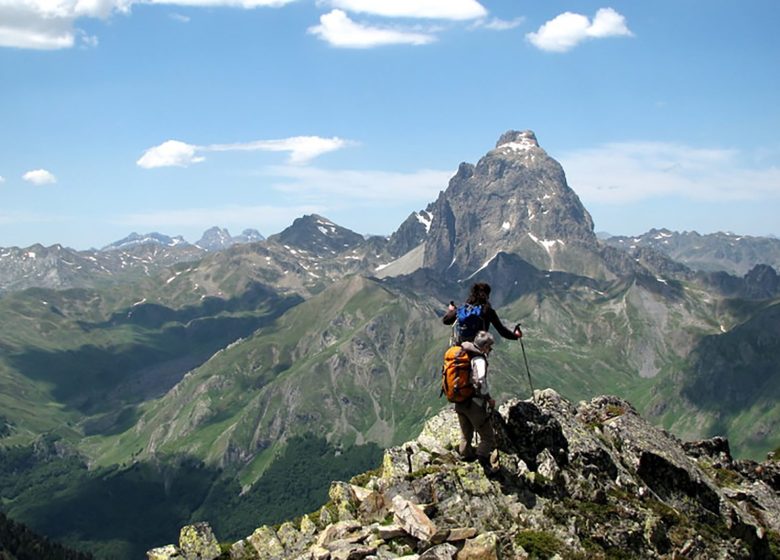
83, 275, 445, 478
0, 281, 299, 444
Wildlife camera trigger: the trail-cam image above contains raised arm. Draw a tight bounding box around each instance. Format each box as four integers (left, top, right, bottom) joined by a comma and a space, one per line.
486, 307, 520, 340
442, 302, 456, 325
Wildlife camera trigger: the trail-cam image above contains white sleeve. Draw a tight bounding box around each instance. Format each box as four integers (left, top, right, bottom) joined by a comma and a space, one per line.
471, 356, 488, 394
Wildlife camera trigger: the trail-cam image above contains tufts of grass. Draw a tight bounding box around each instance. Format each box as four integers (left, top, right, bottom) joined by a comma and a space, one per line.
514, 530, 563, 559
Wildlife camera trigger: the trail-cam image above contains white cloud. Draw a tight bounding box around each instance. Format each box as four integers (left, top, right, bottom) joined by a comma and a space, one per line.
208, 136, 351, 164
309, 9, 435, 48
22, 169, 57, 185
471, 16, 524, 31
264, 165, 452, 203
169, 12, 191, 22
0, 176, 5, 184
560, 141, 780, 204
326, 0, 487, 20
0, 0, 295, 50
527, 8, 632, 53
137, 136, 350, 168
586, 7, 631, 38
137, 140, 205, 168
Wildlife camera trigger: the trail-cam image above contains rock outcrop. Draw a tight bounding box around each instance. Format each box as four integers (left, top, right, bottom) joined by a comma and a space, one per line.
148, 390, 780, 559
422, 130, 608, 279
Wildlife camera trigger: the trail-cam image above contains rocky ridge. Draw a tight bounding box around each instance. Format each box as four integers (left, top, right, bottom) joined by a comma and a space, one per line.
148, 390, 780, 559
0, 227, 267, 294
0, 242, 206, 293
604, 229, 780, 277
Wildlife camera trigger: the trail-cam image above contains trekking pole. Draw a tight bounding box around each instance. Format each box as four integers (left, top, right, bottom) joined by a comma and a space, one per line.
449, 301, 457, 347
516, 323, 535, 401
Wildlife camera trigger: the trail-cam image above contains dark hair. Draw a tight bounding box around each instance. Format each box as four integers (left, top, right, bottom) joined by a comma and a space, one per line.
466, 282, 491, 306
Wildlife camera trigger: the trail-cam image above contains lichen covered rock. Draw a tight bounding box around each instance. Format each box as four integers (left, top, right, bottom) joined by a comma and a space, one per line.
179, 523, 221, 560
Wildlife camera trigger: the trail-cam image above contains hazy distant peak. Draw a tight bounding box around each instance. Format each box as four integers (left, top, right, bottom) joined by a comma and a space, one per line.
102, 232, 187, 251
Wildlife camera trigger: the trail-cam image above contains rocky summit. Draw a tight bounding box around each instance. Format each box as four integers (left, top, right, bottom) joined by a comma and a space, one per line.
423, 130, 603, 279
147, 390, 780, 559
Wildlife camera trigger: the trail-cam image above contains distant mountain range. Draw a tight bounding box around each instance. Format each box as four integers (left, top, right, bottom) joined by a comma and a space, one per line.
0, 130, 778, 559
603, 228, 780, 276
0, 227, 265, 293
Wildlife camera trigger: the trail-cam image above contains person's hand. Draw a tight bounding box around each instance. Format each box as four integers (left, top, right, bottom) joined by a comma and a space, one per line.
487, 398, 496, 412
448, 301, 456, 311
514, 324, 523, 339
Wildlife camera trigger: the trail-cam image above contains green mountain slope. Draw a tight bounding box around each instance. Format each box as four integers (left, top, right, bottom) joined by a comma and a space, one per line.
670, 301, 780, 457
84, 275, 446, 478
0, 280, 299, 445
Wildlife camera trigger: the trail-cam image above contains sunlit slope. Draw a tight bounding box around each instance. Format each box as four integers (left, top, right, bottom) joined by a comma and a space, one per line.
85, 275, 447, 474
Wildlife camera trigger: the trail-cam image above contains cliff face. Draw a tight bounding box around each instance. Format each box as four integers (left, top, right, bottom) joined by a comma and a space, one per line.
149, 390, 780, 559
422, 131, 607, 279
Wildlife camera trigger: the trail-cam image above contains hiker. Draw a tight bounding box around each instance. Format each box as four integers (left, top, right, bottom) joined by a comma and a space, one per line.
452, 330, 498, 468
443, 282, 522, 343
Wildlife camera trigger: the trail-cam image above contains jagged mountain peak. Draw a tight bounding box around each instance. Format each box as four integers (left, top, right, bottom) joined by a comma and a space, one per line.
269, 214, 365, 255
196, 226, 265, 251
101, 231, 189, 251
236, 228, 264, 243
196, 226, 232, 251
386, 206, 435, 258
422, 129, 600, 278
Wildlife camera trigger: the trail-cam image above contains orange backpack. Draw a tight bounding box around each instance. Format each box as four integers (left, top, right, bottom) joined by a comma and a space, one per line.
441, 345, 475, 403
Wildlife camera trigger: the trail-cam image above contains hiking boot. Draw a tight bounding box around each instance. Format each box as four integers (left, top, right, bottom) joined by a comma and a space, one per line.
477, 455, 500, 478
459, 443, 476, 462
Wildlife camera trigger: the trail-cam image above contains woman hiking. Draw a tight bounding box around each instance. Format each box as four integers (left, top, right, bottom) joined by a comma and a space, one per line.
442, 282, 522, 344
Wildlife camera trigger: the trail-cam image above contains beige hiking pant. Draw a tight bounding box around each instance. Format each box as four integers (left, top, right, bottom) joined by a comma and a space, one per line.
454, 398, 495, 460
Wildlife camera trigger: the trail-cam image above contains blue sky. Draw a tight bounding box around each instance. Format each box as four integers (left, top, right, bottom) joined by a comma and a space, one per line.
1, 0, 778, 249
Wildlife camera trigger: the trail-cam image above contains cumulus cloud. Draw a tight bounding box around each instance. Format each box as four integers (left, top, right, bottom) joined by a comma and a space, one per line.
0, 175, 5, 183
309, 9, 436, 48
560, 141, 780, 204
0, 0, 295, 50
22, 169, 57, 185
326, 0, 487, 21
527, 8, 632, 53
137, 140, 204, 168
137, 136, 350, 168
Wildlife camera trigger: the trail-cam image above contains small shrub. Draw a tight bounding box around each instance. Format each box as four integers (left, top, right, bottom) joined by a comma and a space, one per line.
405, 465, 441, 480
767, 530, 780, 558
515, 530, 562, 559
605, 404, 626, 419
712, 466, 741, 487
350, 467, 382, 487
